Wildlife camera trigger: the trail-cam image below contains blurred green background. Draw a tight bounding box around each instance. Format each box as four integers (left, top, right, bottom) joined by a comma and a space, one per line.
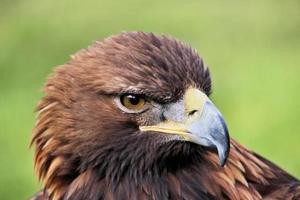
0, 0, 299, 199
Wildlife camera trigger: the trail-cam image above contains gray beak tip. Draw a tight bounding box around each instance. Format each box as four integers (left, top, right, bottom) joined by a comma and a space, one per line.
218, 147, 230, 167
216, 129, 230, 167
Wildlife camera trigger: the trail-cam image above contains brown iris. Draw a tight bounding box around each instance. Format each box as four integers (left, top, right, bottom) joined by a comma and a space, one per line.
120, 94, 146, 111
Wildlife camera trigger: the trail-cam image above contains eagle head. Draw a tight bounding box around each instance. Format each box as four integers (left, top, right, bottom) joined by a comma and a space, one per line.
32, 32, 229, 199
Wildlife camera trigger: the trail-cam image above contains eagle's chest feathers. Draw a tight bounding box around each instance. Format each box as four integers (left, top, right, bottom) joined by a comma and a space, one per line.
51, 145, 267, 200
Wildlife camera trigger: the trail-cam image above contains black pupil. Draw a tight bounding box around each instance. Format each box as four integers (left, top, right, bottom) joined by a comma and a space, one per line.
128, 95, 140, 105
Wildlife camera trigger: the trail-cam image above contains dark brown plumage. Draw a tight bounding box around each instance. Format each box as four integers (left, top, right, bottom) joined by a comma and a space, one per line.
31, 32, 300, 200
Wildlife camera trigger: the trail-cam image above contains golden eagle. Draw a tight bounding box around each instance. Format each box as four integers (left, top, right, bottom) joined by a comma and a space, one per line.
31, 32, 300, 200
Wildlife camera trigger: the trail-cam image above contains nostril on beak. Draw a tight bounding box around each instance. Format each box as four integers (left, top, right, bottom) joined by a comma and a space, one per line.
188, 110, 198, 116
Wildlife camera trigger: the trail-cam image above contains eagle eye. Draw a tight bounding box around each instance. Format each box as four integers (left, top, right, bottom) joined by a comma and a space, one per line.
116, 94, 146, 113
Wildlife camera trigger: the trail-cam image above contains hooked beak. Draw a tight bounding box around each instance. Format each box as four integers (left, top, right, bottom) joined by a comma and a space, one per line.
140, 88, 230, 166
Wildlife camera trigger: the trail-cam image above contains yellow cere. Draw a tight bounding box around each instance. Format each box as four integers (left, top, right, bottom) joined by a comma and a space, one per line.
184, 87, 209, 115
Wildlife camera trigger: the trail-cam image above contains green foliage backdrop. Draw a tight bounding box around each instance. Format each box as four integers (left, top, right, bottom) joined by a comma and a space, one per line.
0, 0, 299, 199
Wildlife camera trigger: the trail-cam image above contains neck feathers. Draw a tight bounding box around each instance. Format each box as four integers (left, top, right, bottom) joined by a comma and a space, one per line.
34, 139, 294, 200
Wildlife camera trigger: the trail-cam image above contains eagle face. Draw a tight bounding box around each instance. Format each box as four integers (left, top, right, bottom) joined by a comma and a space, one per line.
32, 32, 230, 199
